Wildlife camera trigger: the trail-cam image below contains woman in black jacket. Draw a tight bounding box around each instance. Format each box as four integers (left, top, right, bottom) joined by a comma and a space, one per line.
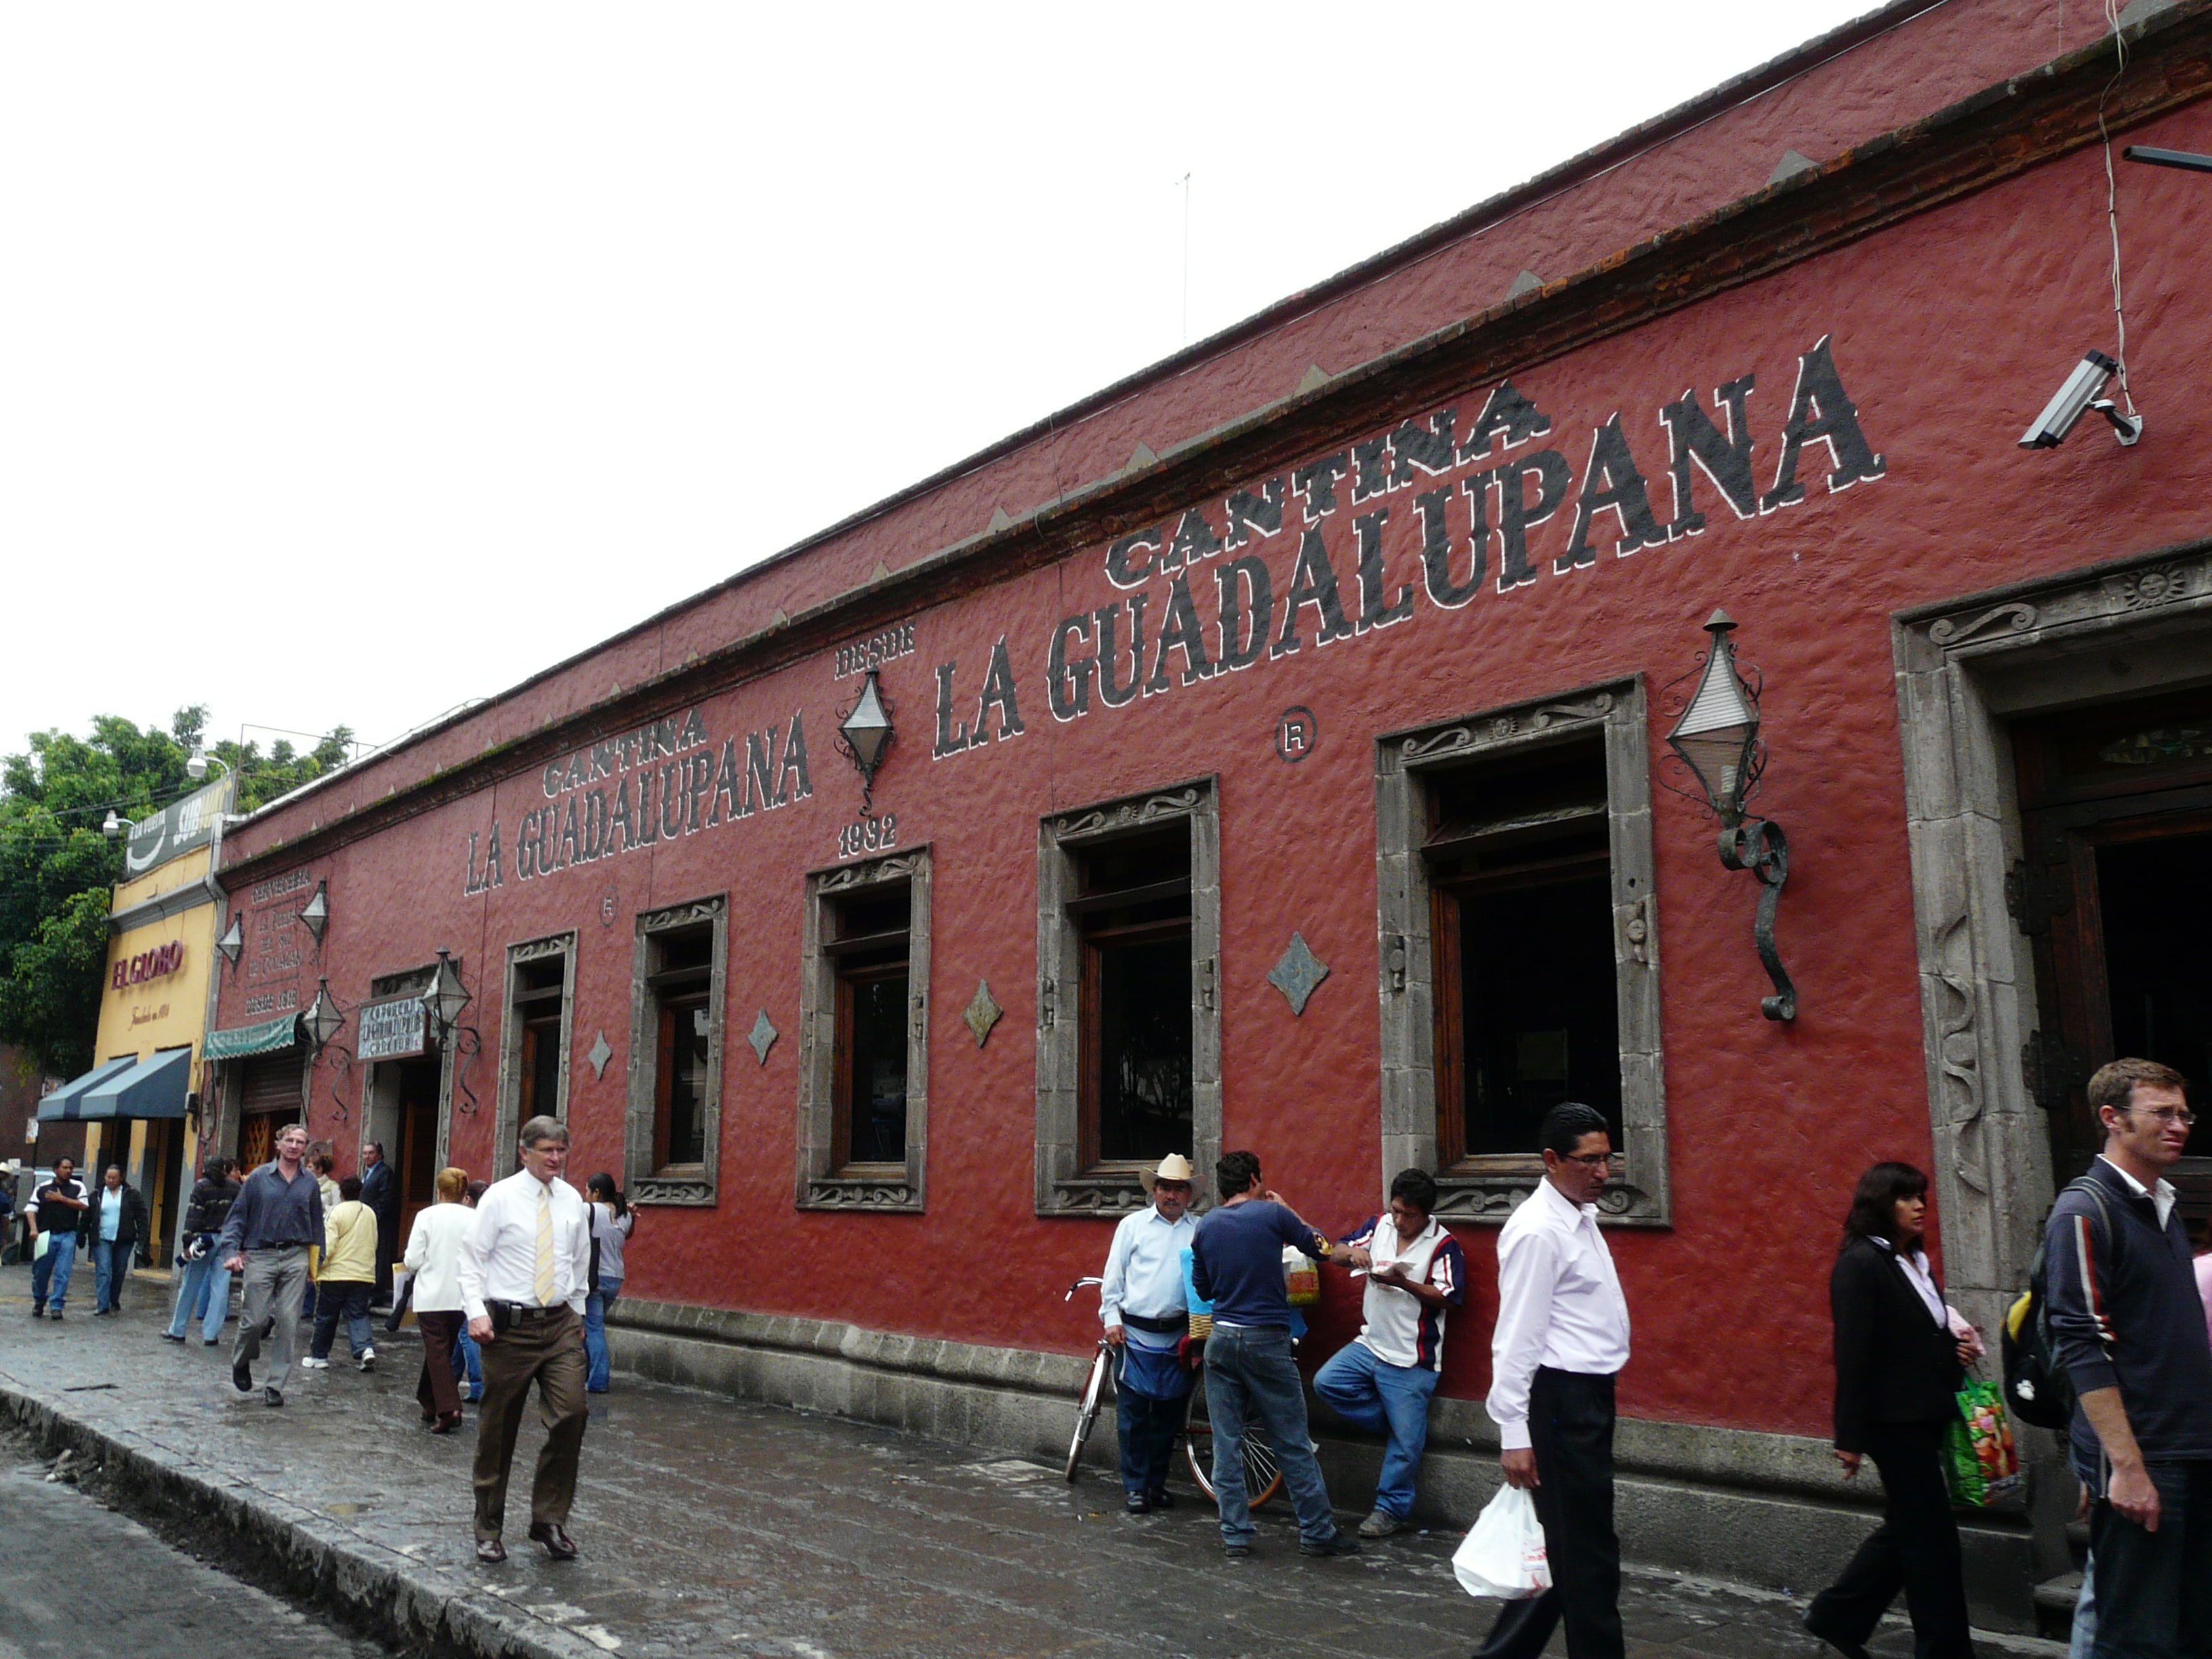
1803, 1162, 1980, 1659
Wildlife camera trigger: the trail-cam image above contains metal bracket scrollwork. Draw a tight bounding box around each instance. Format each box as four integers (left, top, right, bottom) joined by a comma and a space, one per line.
1719, 819, 1797, 1021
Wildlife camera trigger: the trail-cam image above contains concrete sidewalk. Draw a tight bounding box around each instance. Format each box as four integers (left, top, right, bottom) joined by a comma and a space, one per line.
0, 1266, 2057, 1659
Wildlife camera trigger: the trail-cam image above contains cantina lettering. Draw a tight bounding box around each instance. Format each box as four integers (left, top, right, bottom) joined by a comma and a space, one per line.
467, 710, 813, 892
928, 335, 1885, 746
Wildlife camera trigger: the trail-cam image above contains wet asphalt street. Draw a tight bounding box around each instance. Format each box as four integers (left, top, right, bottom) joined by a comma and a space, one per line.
0, 1265, 2049, 1659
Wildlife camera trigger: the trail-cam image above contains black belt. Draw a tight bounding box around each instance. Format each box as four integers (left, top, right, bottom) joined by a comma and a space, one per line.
490, 1300, 568, 1322
1121, 1311, 1189, 1336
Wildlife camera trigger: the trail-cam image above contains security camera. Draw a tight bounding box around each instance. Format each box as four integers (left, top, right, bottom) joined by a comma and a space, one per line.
2019, 350, 2143, 449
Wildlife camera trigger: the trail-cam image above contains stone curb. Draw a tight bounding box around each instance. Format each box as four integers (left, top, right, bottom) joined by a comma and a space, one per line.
0, 1376, 612, 1659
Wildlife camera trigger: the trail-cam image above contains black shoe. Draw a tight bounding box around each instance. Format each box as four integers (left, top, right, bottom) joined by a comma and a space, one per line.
1800, 1618, 1871, 1659
1298, 1531, 1361, 1558
202, 1339, 220, 1347
264, 1387, 283, 1408
30, 1307, 43, 1319
1223, 1541, 1252, 1559
232, 1359, 253, 1393
1145, 1489, 1174, 1511
1124, 1494, 1151, 1514
49, 1310, 64, 1321
527, 1522, 578, 1561
161, 1332, 186, 1343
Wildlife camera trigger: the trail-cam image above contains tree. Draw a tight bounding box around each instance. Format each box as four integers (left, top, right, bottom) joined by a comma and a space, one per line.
0, 708, 355, 1077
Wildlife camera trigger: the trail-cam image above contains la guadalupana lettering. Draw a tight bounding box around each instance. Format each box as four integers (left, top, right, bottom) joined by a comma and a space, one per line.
466, 703, 813, 893
928, 335, 1885, 745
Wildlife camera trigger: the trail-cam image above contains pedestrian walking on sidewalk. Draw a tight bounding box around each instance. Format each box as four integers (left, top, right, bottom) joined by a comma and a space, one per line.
448, 1181, 489, 1404
165, 1158, 241, 1345
1803, 1162, 1982, 1659
1474, 1101, 1631, 1659
306, 1176, 378, 1371
1188, 1149, 1356, 1560
405, 1166, 474, 1432
27, 1158, 88, 1319
219, 1123, 324, 1408
582, 1172, 633, 1395
1314, 1166, 1466, 1539
361, 1140, 399, 1308
457, 1115, 592, 1563
89, 1164, 149, 1315
302, 1145, 339, 1325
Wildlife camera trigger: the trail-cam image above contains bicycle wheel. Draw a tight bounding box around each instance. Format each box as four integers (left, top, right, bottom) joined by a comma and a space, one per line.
1064, 1345, 1113, 1481
1181, 1380, 1286, 1508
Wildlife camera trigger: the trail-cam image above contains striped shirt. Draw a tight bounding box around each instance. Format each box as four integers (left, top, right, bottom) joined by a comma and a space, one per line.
1340, 1213, 1465, 1372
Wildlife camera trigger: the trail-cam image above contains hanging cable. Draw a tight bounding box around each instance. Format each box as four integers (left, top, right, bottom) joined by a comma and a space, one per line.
2095, 0, 2139, 415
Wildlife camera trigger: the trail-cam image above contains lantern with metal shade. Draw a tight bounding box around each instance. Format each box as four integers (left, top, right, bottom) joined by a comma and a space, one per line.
1664, 611, 1797, 1021
216, 914, 244, 968
304, 978, 347, 1054
834, 670, 896, 808
298, 880, 329, 945
421, 946, 471, 1042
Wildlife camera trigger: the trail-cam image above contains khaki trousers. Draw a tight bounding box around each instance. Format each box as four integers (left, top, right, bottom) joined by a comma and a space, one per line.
471, 1305, 588, 1540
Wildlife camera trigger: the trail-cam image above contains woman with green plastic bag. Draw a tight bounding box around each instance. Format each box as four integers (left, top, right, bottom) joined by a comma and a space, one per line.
1803, 1162, 1984, 1659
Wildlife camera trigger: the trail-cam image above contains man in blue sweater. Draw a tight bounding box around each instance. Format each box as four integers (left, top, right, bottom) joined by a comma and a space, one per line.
1189, 1149, 1356, 1559
2043, 1057, 2212, 1659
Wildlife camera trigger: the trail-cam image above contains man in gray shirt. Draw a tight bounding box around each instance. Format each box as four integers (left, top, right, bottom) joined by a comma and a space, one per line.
219, 1124, 323, 1407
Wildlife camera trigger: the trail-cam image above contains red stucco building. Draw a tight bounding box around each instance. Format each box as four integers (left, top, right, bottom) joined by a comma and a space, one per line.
201, 1, 2212, 1629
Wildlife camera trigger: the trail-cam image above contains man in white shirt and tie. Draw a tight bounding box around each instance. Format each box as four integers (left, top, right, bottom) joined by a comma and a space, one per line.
1099, 1152, 1199, 1513
458, 1115, 592, 1563
1475, 1101, 1632, 1659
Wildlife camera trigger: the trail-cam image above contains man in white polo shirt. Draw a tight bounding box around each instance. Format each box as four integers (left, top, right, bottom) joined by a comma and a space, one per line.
1475, 1101, 1632, 1659
1317, 1166, 1466, 1538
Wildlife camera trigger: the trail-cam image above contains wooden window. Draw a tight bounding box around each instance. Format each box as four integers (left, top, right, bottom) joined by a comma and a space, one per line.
625, 895, 726, 1206
827, 889, 911, 1168
1072, 830, 1193, 1169
513, 957, 567, 1124
648, 925, 713, 1170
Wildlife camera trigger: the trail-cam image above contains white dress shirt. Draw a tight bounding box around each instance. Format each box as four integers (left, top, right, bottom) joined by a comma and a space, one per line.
2099, 1153, 2178, 1229
1487, 1177, 1631, 1451
457, 1169, 592, 1320
1099, 1204, 1197, 1326
403, 1202, 476, 1314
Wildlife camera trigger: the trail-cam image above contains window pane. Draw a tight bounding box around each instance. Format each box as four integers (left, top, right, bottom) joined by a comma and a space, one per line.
663, 997, 710, 1164
1097, 936, 1192, 1161
845, 971, 908, 1164
1458, 872, 1620, 1155
523, 1012, 562, 1119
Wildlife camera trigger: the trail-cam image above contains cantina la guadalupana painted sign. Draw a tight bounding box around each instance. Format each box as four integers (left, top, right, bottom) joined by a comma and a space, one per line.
460, 705, 812, 893
924, 334, 1887, 755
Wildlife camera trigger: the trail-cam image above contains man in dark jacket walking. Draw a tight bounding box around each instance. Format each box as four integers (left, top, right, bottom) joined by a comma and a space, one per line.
360, 1141, 398, 1307
86, 1163, 149, 1315
165, 1158, 241, 1345
2044, 1057, 2212, 1659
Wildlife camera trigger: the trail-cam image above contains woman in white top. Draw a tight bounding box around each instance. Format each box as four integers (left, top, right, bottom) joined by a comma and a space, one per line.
402, 1166, 474, 1432
583, 1172, 634, 1395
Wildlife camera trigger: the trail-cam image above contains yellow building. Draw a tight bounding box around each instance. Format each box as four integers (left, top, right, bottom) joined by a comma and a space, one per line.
37, 775, 234, 1263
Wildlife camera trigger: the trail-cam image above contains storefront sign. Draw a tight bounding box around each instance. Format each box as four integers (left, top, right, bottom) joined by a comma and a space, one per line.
356, 996, 429, 1062
111, 939, 184, 990
125, 775, 234, 877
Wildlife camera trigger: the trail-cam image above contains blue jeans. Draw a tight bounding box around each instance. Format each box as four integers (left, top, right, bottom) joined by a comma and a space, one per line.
167, 1245, 233, 1341
309, 1281, 374, 1359
1202, 1324, 1337, 1547
1313, 1339, 1439, 1519
31, 1233, 77, 1311
2070, 1551, 2095, 1659
2083, 1460, 2212, 1659
451, 1324, 484, 1400
583, 1277, 623, 1392
92, 1238, 131, 1312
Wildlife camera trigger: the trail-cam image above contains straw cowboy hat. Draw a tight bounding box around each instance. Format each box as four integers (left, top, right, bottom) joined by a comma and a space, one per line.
1149, 1153, 1196, 1187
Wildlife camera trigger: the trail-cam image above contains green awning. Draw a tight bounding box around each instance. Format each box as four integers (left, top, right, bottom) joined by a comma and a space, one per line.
37, 1057, 138, 1122
68, 1046, 192, 1122
203, 1013, 302, 1061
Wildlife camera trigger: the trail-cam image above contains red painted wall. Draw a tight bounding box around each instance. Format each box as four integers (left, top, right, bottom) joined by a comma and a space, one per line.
215, 75, 2212, 1443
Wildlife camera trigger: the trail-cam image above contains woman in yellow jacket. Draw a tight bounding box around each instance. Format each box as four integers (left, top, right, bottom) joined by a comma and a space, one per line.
305, 1174, 379, 1372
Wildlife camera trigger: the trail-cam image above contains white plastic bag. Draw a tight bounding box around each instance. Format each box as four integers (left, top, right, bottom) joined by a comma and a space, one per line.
1452, 1484, 1551, 1599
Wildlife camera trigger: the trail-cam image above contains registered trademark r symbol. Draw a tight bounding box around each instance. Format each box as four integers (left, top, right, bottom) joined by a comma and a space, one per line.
1275, 705, 1317, 764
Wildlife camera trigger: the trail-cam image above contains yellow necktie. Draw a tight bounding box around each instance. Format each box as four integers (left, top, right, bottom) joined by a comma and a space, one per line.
533, 1186, 556, 1306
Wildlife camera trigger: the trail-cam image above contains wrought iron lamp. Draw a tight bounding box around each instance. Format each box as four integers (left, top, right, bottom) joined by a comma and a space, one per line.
216, 914, 244, 968
834, 670, 896, 808
1665, 610, 1797, 1021
298, 880, 329, 945
304, 978, 346, 1054
421, 946, 471, 1040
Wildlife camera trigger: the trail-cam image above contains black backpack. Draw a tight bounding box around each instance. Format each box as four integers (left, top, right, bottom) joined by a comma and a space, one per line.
2002, 1176, 2113, 1431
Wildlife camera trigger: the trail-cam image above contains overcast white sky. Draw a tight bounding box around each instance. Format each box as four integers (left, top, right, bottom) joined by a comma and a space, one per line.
0, 2, 1875, 768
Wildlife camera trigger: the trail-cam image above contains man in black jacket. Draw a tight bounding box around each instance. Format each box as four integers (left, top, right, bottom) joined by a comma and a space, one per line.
360, 1141, 398, 1307
165, 1158, 241, 1345
2045, 1057, 2212, 1659
86, 1163, 150, 1315
28, 1159, 88, 1317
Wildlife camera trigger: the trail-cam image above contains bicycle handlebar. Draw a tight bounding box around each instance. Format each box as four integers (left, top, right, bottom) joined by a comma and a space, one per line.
1063, 1275, 1104, 1300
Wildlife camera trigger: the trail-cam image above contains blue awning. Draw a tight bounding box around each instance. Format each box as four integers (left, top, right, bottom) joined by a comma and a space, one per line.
36, 1057, 137, 1122
61, 1047, 192, 1122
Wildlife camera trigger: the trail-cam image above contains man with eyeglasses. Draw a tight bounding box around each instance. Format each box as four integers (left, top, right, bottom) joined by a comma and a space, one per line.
1474, 1101, 1631, 1659
2043, 1057, 2212, 1659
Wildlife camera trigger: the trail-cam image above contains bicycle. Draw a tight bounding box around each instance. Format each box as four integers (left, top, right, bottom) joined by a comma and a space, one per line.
1060, 1276, 1284, 1507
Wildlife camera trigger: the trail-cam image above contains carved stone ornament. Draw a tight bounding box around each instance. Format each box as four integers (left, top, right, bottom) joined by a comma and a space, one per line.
1398, 690, 1617, 766
2110, 564, 2192, 609
1927, 602, 2038, 647
510, 935, 570, 964
817, 850, 922, 893
586, 1031, 613, 1080
630, 1175, 712, 1206
1266, 932, 1330, 1016
805, 1177, 917, 1208
747, 1009, 777, 1065
637, 895, 726, 932
1051, 785, 1204, 844
963, 980, 1003, 1048
1050, 1176, 1151, 1214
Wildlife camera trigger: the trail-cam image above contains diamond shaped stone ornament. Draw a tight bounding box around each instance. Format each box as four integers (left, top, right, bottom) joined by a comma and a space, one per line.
585, 1031, 613, 1080
747, 1008, 778, 1065
1267, 932, 1330, 1016
963, 980, 1003, 1048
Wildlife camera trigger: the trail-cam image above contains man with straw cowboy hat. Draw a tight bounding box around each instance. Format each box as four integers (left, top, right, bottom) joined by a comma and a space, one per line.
1099, 1152, 1199, 1513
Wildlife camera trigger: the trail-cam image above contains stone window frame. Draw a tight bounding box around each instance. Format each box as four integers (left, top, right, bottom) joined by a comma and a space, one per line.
624, 893, 727, 1207
493, 932, 575, 1172
1891, 540, 2212, 1341
796, 845, 932, 1212
1035, 777, 1221, 1219
1374, 678, 1668, 1226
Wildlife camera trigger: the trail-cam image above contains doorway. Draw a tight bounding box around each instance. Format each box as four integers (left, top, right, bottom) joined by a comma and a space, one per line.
386, 1057, 444, 1248
2014, 684, 2212, 1212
